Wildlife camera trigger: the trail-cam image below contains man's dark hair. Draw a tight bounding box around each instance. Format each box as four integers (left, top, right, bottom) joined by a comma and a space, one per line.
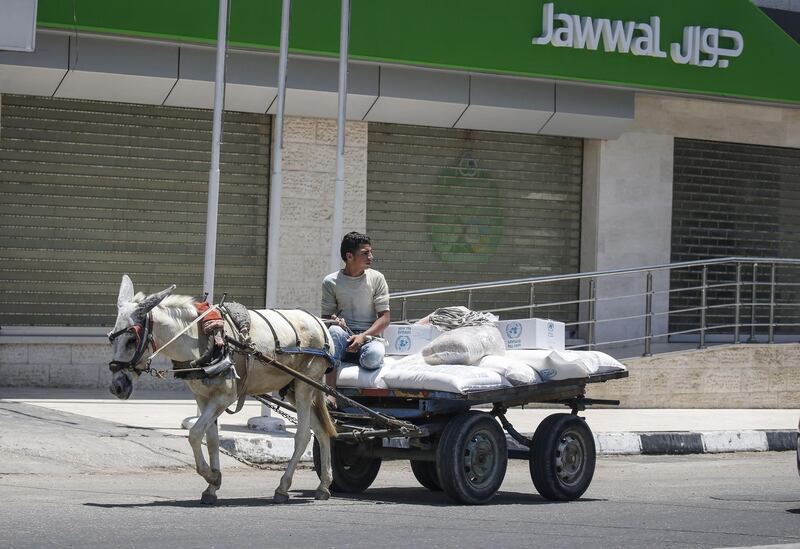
340, 231, 371, 261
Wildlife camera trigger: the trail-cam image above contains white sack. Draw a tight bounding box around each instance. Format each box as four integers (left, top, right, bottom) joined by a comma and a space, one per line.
421, 325, 505, 365
380, 353, 509, 392
507, 349, 626, 381
477, 355, 540, 386
336, 362, 388, 388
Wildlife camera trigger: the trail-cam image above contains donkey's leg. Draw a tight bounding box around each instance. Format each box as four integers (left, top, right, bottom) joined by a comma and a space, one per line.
274, 381, 315, 504
309, 391, 333, 500
188, 393, 229, 504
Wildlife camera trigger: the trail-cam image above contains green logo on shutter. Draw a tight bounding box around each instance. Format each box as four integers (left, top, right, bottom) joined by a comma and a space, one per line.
428, 152, 503, 263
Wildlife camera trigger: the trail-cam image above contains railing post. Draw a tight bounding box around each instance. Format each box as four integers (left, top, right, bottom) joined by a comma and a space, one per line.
699, 266, 707, 349
467, 289, 473, 311
747, 262, 758, 343
587, 278, 596, 351
734, 263, 741, 344
528, 283, 536, 319
769, 263, 776, 343
644, 271, 653, 357
401, 297, 407, 322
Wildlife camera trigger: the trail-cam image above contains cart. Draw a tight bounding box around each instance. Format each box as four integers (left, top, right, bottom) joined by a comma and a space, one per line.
304, 369, 629, 505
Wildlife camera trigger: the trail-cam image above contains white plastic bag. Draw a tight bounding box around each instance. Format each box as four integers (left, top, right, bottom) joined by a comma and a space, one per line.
420, 325, 505, 365
477, 354, 540, 386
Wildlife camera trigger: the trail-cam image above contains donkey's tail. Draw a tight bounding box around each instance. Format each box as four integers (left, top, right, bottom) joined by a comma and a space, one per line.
313, 392, 339, 439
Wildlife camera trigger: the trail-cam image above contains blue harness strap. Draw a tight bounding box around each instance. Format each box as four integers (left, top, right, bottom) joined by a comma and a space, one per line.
277, 346, 337, 369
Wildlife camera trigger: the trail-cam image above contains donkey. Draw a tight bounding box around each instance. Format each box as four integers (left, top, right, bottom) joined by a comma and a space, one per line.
107, 275, 337, 504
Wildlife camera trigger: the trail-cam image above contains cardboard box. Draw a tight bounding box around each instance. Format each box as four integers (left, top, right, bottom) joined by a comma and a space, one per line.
494, 318, 565, 350
383, 324, 444, 355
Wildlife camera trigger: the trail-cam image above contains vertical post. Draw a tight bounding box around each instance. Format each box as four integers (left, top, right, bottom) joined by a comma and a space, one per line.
329, 0, 350, 272
401, 297, 407, 322
769, 263, 776, 343
257, 0, 291, 428
644, 271, 653, 357
467, 289, 473, 311
699, 266, 707, 349
265, 0, 292, 309
734, 263, 741, 344
528, 283, 536, 318
202, 0, 230, 304
747, 262, 758, 343
587, 278, 596, 350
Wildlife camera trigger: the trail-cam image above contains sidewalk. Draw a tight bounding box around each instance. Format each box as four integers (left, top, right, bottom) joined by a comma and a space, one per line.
1, 387, 797, 464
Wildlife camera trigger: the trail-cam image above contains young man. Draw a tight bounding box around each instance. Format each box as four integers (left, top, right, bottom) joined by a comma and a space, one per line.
322, 231, 390, 374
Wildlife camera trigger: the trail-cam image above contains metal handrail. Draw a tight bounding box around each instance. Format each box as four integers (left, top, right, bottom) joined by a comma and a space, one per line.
389, 256, 800, 358
389, 257, 800, 299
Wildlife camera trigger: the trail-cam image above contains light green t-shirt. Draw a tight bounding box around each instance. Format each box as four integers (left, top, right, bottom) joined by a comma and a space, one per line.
321, 269, 390, 332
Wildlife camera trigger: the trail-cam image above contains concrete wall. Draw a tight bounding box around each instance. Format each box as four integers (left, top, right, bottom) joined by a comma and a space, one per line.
580, 94, 800, 346
271, 116, 368, 311
587, 343, 800, 408
0, 337, 184, 392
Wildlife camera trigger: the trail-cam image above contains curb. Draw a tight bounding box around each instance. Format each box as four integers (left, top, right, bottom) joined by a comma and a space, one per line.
220, 429, 798, 464
593, 430, 797, 455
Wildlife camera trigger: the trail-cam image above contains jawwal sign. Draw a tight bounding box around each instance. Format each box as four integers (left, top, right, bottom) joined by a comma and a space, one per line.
532, 2, 744, 69
36, 0, 800, 103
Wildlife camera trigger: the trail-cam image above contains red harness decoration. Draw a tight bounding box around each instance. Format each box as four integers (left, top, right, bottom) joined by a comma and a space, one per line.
195, 301, 224, 335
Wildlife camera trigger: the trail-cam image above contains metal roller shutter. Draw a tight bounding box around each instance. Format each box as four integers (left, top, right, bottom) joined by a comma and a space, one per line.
367, 123, 582, 323
0, 95, 270, 327
671, 138, 800, 335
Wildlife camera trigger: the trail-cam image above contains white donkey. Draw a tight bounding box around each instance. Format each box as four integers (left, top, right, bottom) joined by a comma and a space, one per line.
108, 275, 337, 504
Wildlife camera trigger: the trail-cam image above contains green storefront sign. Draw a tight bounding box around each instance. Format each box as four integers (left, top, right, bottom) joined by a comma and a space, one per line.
37, 0, 800, 104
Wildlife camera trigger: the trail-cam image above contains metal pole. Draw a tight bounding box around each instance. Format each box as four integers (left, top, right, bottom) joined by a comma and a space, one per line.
467, 289, 473, 311
769, 263, 776, 343
329, 0, 350, 273
528, 283, 535, 318
734, 263, 741, 344
699, 266, 707, 349
202, 0, 230, 304
748, 262, 758, 343
401, 297, 407, 322
587, 279, 596, 350
644, 271, 653, 357
265, 0, 292, 309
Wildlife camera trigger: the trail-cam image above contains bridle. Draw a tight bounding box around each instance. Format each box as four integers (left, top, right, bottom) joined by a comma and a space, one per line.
108, 314, 156, 374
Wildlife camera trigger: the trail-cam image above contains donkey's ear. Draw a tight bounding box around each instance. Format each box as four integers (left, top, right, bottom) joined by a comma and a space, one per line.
137, 284, 177, 316
117, 275, 135, 308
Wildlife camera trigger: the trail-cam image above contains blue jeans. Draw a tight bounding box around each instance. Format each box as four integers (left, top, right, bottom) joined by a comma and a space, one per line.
328, 325, 385, 370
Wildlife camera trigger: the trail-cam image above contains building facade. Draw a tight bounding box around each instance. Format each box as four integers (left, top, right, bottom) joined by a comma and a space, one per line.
0, 0, 798, 371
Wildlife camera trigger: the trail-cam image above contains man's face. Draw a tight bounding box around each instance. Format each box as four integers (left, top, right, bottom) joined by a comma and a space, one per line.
347, 244, 373, 270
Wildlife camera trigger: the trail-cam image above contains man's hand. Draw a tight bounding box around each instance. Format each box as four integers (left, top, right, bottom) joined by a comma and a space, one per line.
331, 314, 349, 330
345, 333, 368, 353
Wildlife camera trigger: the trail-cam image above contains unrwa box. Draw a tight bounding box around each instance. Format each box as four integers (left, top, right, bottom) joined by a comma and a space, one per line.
495, 318, 565, 350
383, 324, 444, 355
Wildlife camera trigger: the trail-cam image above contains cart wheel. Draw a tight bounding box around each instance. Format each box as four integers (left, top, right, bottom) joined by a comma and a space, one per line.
436, 411, 507, 505
410, 460, 442, 491
313, 437, 381, 494
529, 413, 596, 501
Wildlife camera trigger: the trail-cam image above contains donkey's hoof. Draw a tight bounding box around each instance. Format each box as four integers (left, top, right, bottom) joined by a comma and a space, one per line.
273, 492, 290, 504
314, 489, 331, 501
200, 492, 218, 506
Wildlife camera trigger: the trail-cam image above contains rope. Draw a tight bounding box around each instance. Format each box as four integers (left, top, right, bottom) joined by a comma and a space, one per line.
424, 306, 498, 331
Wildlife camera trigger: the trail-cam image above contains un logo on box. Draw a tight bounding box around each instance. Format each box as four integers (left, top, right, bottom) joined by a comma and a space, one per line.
505, 322, 522, 339
395, 336, 411, 353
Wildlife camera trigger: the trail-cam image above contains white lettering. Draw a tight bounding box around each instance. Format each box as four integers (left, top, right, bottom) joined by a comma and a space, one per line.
532, 3, 743, 69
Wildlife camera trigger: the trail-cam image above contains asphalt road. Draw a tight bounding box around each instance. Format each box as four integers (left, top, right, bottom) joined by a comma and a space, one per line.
1, 401, 799, 549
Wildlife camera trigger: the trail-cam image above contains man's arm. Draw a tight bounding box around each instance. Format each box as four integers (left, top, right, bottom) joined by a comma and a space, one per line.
345, 310, 390, 352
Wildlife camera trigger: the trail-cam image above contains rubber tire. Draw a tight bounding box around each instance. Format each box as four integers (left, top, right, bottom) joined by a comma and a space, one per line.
529, 413, 596, 501
313, 437, 381, 494
410, 460, 442, 491
436, 411, 507, 505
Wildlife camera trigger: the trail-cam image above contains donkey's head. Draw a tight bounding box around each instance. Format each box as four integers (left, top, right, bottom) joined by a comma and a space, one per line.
108, 275, 175, 399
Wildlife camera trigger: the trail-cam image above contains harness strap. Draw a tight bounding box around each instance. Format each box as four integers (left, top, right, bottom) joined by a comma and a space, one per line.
272, 309, 301, 348
298, 307, 332, 355
225, 353, 252, 415
251, 309, 281, 352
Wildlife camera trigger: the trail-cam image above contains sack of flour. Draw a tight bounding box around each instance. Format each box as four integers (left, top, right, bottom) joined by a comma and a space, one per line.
421, 325, 505, 365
